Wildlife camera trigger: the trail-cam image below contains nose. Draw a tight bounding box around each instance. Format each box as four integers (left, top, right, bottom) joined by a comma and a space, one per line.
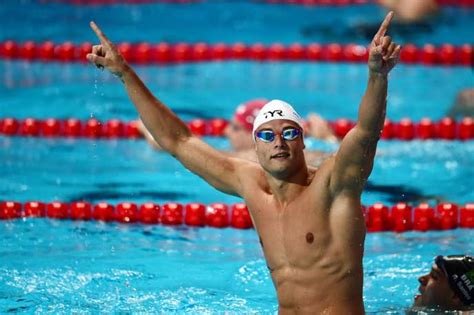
273, 133, 287, 148
418, 274, 428, 286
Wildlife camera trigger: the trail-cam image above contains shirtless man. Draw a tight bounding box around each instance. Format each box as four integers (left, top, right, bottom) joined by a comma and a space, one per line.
87, 12, 400, 314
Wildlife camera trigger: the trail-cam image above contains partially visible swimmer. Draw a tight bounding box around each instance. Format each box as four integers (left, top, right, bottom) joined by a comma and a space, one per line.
137, 98, 338, 165
379, 0, 439, 23
87, 11, 401, 314
448, 88, 474, 119
408, 255, 474, 314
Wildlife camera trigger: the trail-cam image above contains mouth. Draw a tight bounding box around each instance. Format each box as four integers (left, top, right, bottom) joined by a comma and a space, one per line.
271, 152, 290, 159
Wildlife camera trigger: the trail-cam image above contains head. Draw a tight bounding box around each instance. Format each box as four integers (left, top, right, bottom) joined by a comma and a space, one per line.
413, 255, 474, 311
252, 99, 306, 178
224, 99, 267, 151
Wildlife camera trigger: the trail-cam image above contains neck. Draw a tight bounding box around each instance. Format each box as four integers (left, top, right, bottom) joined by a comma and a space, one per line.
265, 165, 311, 207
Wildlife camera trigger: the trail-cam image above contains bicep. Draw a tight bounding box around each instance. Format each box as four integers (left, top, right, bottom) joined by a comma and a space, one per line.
173, 136, 247, 196
330, 125, 379, 194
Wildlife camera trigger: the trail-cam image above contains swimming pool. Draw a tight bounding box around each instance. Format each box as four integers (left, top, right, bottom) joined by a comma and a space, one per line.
1, 0, 473, 313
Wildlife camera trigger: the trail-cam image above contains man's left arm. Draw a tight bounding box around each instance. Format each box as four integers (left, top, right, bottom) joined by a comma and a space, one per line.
330, 11, 401, 194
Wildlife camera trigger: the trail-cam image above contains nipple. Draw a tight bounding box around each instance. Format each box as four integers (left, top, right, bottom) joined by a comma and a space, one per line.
306, 232, 314, 244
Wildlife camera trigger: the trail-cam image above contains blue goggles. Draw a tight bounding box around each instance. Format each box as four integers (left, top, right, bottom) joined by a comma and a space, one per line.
255, 127, 301, 143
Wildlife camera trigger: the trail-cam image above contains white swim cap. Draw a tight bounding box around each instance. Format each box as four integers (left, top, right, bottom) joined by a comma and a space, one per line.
252, 99, 304, 136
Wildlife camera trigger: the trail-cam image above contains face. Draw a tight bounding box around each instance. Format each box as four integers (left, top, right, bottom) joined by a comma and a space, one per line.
224, 119, 254, 151
413, 263, 461, 310
254, 120, 305, 178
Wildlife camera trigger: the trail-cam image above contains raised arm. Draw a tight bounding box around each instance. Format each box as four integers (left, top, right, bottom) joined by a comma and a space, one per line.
330, 12, 401, 194
86, 22, 247, 196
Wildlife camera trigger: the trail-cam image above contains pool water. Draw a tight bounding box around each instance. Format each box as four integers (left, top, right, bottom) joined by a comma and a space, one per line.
1, 0, 473, 313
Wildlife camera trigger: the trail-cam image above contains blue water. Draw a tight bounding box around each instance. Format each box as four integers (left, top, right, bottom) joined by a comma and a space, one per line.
1, 220, 473, 313
1, 0, 474, 45
0, 1, 473, 313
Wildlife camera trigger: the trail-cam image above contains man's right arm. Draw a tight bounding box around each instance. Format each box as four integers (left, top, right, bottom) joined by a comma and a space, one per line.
87, 22, 247, 197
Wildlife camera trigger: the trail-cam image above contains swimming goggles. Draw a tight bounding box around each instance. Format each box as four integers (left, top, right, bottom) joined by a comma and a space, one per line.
255, 127, 301, 143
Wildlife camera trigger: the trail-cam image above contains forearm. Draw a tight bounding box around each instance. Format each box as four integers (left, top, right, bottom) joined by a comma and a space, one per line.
121, 66, 191, 152
357, 71, 388, 136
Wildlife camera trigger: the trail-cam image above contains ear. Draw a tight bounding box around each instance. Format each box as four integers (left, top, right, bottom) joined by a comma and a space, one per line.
450, 291, 463, 307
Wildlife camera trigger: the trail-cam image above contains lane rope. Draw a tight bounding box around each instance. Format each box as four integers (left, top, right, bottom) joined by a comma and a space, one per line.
1, 117, 472, 140
0, 201, 472, 232
0, 41, 472, 67
38, 0, 474, 6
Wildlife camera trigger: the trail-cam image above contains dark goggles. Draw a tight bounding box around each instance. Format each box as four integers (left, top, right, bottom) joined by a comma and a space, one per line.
255, 127, 301, 143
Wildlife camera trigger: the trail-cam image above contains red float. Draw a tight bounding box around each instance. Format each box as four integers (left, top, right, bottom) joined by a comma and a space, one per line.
70, 201, 92, 220
56, 42, 76, 62
192, 42, 210, 61
438, 44, 457, 65
188, 119, 207, 136
24, 201, 45, 217
154, 42, 171, 63
325, 43, 343, 61
459, 44, 473, 66
38, 41, 55, 61
42, 118, 62, 137
20, 118, 41, 136
1, 40, 18, 58
206, 203, 229, 228
84, 118, 103, 138
390, 203, 412, 232
125, 120, 141, 138
421, 44, 438, 65
20, 41, 37, 60
413, 203, 436, 231
134, 42, 152, 64
1, 118, 19, 135
0, 201, 22, 219
79, 42, 92, 62
249, 43, 267, 61
460, 203, 474, 228
416, 118, 436, 139
115, 202, 138, 223
437, 203, 458, 230
208, 118, 228, 136
381, 119, 393, 139
287, 43, 305, 60
93, 202, 115, 221
231, 203, 253, 229
139, 202, 160, 224
306, 43, 322, 61
63, 118, 82, 137
333, 118, 354, 138
211, 43, 229, 60
104, 119, 124, 138
230, 42, 248, 59
161, 203, 183, 225
171, 43, 192, 63
268, 43, 286, 60
367, 203, 390, 232
184, 203, 206, 227
46, 202, 69, 219
400, 44, 418, 64
459, 117, 473, 140
437, 117, 457, 140
395, 118, 415, 140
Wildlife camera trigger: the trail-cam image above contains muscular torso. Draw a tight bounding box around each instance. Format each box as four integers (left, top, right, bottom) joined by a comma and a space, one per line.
241, 158, 366, 315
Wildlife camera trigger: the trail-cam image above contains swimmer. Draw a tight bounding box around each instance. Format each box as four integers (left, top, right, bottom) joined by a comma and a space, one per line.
447, 88, 474, 119
410, 255, 474, 313
88, 11, 400, 314
379, 0, 439, 23
137, 98, 337, 165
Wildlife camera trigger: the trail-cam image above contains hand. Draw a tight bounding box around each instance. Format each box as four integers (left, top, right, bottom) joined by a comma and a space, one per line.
368, 11, 401, 75
87, 21, 129, 79
306, 113, 338, 142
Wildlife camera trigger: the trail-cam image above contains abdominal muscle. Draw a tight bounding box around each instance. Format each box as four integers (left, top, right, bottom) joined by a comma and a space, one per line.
268, 255, 364, 314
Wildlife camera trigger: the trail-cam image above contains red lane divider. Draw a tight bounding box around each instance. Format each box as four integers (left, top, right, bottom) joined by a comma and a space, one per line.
1, 201, 472, 232
1, 117, 473, 140
0, 41, 472, 67
265, 0, 474, 6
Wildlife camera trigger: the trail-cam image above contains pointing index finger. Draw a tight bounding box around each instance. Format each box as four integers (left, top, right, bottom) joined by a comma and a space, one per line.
90, 21, 112, 47
374, 11, 394, 42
